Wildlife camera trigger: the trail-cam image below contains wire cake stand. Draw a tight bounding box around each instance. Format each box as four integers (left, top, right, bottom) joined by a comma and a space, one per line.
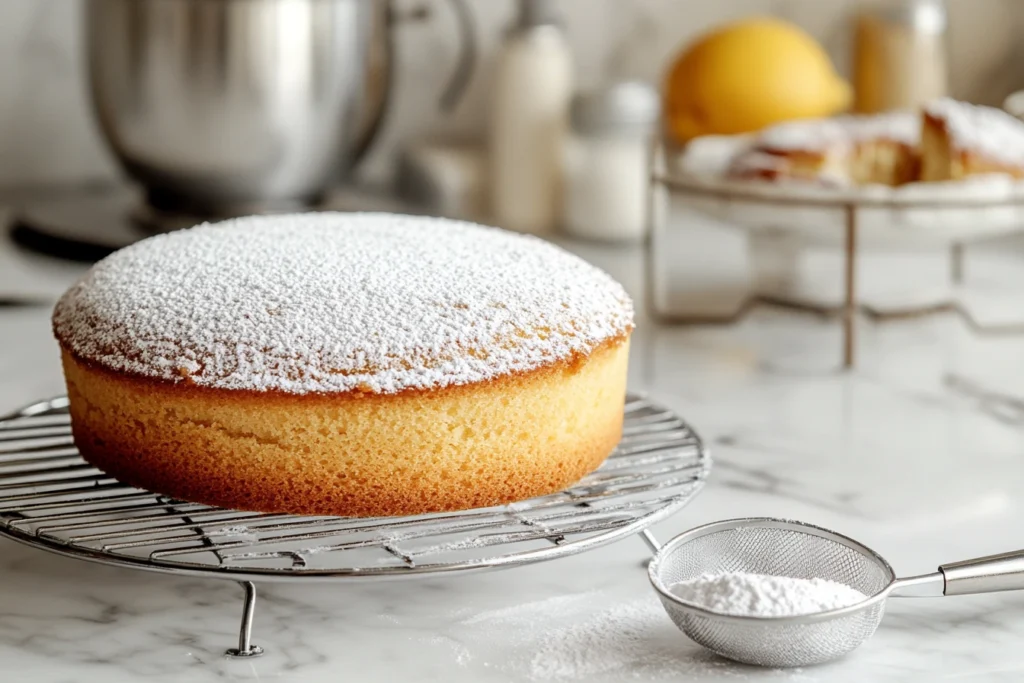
651, 143, 1024, 369
0, 393, 708, 658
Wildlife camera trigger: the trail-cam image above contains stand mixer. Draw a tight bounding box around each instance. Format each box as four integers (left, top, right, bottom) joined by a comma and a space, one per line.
12, 0, 475, 259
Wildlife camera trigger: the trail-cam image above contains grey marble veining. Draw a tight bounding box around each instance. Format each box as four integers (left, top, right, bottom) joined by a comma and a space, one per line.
4, 233, 1024, 681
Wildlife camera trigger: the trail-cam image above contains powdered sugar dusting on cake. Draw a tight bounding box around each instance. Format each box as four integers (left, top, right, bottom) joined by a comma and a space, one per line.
53, 213, 633, 394
925, 98, 1024, 167
757, 112, 918, 153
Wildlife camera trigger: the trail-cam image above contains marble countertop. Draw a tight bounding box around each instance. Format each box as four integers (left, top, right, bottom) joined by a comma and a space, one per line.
4, 228, 1024, 683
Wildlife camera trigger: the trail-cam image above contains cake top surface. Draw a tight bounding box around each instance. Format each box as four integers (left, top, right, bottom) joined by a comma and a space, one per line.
53, 213, 633, 395
756, 112, 919, 153
925, 98, 1024, 166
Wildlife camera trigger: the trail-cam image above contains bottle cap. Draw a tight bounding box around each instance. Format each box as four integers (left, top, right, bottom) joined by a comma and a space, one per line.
515, 0, 562, 29
878, 0, 947, 34
570, 81, 660, 137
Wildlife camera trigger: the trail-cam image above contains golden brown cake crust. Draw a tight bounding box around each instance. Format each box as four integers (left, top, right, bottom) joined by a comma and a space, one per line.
62, 337, 631, 517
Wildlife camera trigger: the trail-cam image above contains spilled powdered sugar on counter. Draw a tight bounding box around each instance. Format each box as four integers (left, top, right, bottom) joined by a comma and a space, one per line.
527, 599, 683, 680
439, 591, 809, 681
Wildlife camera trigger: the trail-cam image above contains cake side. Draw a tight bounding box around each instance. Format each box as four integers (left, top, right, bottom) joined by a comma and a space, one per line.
62, 337, 630, 517
920, 113, 955, 181
923, 98, 1024, 176
922, 110, 1024, 182
848, 139, 919, 186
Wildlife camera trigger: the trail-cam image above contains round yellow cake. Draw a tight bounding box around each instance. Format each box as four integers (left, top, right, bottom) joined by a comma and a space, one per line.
52, 213, 634, 517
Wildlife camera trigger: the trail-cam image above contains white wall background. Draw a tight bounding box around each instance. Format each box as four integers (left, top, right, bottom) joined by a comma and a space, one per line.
1, 0, 1022, 187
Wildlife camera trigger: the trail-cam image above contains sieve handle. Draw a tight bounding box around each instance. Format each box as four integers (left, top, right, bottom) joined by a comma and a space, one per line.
940, 550, 1024, 595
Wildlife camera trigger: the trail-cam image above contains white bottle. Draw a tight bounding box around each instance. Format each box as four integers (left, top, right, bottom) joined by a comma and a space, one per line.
563, 82, 659, 243
488, 0, 572, 235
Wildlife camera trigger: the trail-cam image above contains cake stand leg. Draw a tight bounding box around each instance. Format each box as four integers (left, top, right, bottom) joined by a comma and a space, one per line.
842, 206, 858, 369
225, 581, 264, 658
951, 243, 964, 285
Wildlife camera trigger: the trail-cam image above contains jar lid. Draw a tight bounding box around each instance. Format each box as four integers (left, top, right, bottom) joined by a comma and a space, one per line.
875, 0, 947, 34
515, 0, 562, 29
570, 81, 660, 137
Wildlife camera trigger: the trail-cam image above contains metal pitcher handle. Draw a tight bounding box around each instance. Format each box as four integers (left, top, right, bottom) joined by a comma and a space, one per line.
437, 0, 477, 112
352, 0, 477, 165
350, 0, 393, 166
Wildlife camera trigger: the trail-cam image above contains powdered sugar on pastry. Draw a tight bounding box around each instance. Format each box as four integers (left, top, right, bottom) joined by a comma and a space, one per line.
924, 98, 1024, 166
756, 112, 919, 153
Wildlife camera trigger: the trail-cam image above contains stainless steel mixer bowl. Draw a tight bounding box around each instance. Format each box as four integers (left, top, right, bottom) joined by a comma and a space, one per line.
86, 0, 391, 216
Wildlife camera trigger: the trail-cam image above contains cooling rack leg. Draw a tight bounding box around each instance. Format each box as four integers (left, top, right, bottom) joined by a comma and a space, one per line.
639, 529, 662, 553
225, 581, 264, 658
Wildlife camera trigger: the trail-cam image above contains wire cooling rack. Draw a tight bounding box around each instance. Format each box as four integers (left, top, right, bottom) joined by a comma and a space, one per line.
0, 393, 708, 657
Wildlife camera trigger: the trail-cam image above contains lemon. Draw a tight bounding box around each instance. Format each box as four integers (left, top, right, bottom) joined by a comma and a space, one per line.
664, 18, 851, 142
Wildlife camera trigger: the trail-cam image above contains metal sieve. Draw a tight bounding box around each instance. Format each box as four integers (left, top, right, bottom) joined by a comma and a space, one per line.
643, 517, 1024, 668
